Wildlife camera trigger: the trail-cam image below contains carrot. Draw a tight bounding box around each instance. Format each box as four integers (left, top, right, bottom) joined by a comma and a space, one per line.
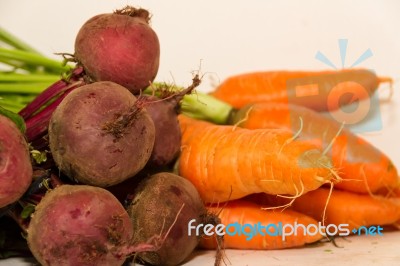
286, 188, 400, 230
212, 69, 392, 111
178, 115, 337, 203
199, 200, 323, 250
229, 103, 399, 194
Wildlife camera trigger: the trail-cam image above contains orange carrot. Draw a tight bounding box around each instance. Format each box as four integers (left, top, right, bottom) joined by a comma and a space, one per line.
199, 200, 323, 250
178, 115, 337, 203
212, 69, 392, 111
286, 188, 400, 230
230, 103, 399, 194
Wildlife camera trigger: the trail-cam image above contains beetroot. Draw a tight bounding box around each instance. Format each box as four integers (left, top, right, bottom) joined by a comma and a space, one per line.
27, 185, 133, 266
143, 75, 201, 167
142, 95, 182, 167
0, 115, 32, 208
74, 6, 160, 94
127, 172, 209, 265
48, 81, 155, 187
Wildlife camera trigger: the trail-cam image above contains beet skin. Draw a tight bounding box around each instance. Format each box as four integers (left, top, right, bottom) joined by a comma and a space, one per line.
27, 185, 133, 266
74, 7, 160, 94
128, 172, 206, 265
48, 81, 155, 187
143, 95, 182, 167
0, 115, 32, 208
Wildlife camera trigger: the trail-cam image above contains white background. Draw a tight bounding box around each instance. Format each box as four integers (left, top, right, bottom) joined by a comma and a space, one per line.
1, 0, 399, 89
1, 1, 400, 265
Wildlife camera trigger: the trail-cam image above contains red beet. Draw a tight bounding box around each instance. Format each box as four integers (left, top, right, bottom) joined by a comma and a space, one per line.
127, 172, 209, 265
142, 95, 182, 167
74, 6, 160, 94
48, 81, 155, 187
27, 185, 133, 266
0, 115, 32, 208
143, 76, 201, 167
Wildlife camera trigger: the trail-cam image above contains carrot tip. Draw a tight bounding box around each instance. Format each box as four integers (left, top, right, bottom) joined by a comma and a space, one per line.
378, 76, 393, 84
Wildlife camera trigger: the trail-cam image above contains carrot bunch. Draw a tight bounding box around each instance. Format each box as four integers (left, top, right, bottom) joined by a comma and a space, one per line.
176, 68, 400, 251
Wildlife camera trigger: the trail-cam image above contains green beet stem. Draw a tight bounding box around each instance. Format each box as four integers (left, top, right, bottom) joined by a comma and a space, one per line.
181, 92, 232, 124
145, 82, 233, 124
0, 82, 52, 94
0, 73, 60, 83
0, 48, 70, 74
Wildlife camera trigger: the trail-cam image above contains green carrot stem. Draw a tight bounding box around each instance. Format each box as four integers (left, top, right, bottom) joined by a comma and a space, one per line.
144, 83, 233, 124
0, 73, 60, 82
180, 92, 233, 124
0, 48, 69, 73
0, 27, 40, 54
0, 82, 52, 94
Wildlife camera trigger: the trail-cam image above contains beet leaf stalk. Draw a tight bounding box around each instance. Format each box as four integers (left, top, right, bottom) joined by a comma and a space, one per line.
0, 27, 74, 117
21, 68, 86, 142
0, 48, 70, 75
146, 82, 233, 124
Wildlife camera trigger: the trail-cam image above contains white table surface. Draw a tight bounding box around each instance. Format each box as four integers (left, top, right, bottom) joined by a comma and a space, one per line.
2, 231, 399, 265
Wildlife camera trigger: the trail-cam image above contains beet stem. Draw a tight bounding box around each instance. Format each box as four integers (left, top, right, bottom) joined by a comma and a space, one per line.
161, 74, 202, 111
25, 80, 85, 142
144, 77, 232, 124
18, 67, 84, 120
